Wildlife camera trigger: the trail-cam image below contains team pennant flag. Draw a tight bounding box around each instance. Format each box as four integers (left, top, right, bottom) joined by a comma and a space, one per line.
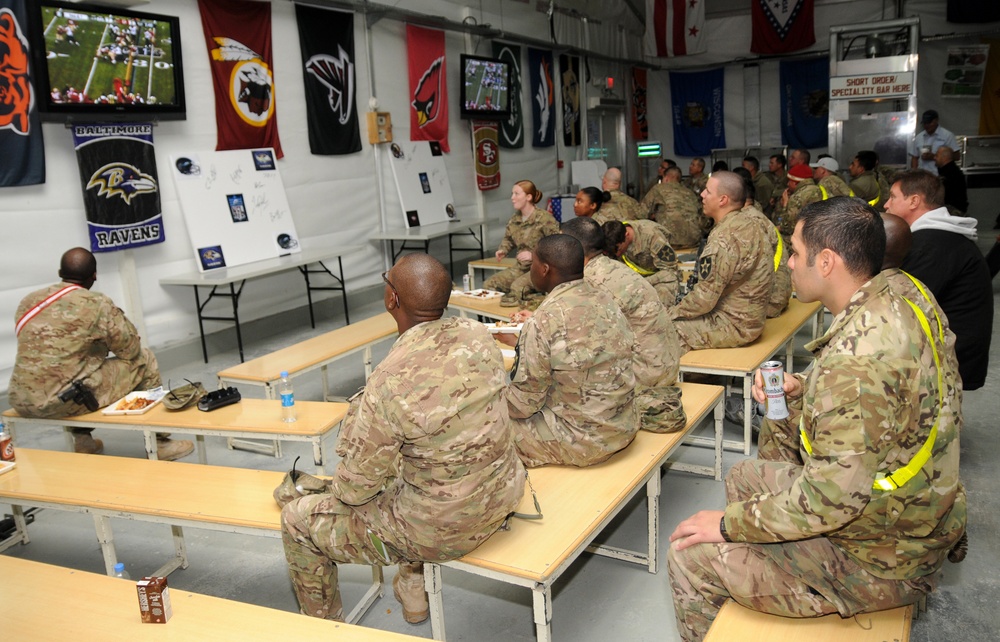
631, 67, 649, 141
0, 1, 45, 187
473, 121, 500, 191
492, 42, 524, 149
560, 54, 580, 146
407, 24, 449, 153
527, 47, 555, 148
645, 0, 706, 58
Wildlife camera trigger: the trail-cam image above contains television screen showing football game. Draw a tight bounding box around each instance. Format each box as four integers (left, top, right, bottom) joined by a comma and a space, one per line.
460, 54, 510, 120
32, 1, 186, 121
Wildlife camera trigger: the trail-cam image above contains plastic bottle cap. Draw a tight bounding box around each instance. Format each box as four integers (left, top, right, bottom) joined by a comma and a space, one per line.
280, 371, 288, 378
114, 562, 125, 572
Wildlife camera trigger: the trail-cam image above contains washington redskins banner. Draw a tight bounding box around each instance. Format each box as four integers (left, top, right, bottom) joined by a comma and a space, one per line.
472, 121, 500, 191
751, 0, 815, 55
407, 24, 449, 153
527, 47, 555, 148
631, 67, 649, 141
491, 41, 523, 149
0, 1, 45, 187
197, 0, 283, 158
295, 4, 361, 156
72, 123, 164, 253
645, 0, 706, 58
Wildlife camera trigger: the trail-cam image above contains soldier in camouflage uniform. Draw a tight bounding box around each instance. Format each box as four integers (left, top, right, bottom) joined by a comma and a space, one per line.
282, 254, 525, 624
683, 158, 709, 195
641, 166, 703, 248
668, 172, 773, 350
484, 180, 559, 302
772, 164, 823, 237
849, 150, 887, 209
733, 167, 791, 319
602, 219, 681, 307
595, 167, 645, 223
667, 199, 965, 642
9, 248, 192, 460
742, 156, 775, 213
810, 157, 853, 199
502, 235, 638, 467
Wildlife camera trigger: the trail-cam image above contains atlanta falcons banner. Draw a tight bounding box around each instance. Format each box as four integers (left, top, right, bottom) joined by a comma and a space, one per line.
295, 4, 361, 156
780, 57, 828, 149
472, 121, 500, 191
527, 47, 555, 148
560, 54, 580, 146
631, 67, 649, 141
72, 123, 164, 253
491, 41, 523, 149
197, 0, 283, 158
407, 24, 449, 153
751, 0, 815, 55
669, 68, 725, 156
645, 0, 706, 58
0, 1, 45, 187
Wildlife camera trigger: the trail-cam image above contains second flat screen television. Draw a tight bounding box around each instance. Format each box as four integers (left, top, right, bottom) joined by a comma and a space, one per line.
459, 54, 510, 121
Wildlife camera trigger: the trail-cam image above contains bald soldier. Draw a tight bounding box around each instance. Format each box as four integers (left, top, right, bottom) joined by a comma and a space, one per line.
502, 235, 637, 467
281, 254, 525, 624
667, 198, 966, 642
668, 172, 773, 350
597, 167, 646, 223
641, 166, 703, 247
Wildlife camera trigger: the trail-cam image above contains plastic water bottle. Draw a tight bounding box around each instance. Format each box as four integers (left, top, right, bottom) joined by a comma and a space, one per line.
279, 371, 296, 423
113, 562, 131, 580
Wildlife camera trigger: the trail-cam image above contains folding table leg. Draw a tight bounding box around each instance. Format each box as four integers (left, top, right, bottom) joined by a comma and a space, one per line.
532, 584, 554, 642
427, 562, 447, 641
93, 514, 118, 575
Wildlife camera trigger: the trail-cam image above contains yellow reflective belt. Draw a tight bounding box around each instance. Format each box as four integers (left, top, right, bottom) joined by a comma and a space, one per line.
867, 183, 880, 207
820, 185, 830, 200
622, 253, 655, 276
772, 227, 782, 272
900, 271, 945, 343
799, 296, 943, 492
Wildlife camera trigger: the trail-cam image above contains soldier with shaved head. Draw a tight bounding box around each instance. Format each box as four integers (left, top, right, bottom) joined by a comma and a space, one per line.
598, 167, 645, 222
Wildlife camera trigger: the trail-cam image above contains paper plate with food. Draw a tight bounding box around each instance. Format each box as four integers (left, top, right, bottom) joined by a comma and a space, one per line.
484, 320, 524, 334
102, 387, 167, 415
452, 288, 503, 299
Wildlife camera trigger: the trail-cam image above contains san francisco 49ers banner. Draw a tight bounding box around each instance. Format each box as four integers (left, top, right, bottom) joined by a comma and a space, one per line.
407, 24, 449, 153
0, 0, 45, 187
751, 0, 815, 55
197, 0, 283, 158
295, 4, 361, 156
472, 121, 500, 191
73, 123, 164, 253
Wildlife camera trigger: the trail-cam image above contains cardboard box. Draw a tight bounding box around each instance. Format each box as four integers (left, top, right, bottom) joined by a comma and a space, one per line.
136, 576, 173, 623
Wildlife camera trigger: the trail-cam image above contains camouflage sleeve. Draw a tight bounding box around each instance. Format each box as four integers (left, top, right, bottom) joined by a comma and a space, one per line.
99, 297, 143, 361
497, 215, 517, 256
651, 237, 677, 272
726, 355, 895, 543
331, 379, 403, 505
504, 313, 553, 419
668, 242, 733, 319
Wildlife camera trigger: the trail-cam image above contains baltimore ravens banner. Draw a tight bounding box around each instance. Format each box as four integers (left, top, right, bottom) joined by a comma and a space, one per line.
560, 54, 580, 147
197, 0, 283, 158
472, 121, 500, 190
527, 47, 555, 148
669, 68, 725, 156
780, 57, 828, 149
295, 4, 361, 156
491, 41, 523, 149
0, 0, 45, 187
407, 24, 449, 153
751, 0, 815, 55
631, 67, 649, 141
72, 123, 164, 253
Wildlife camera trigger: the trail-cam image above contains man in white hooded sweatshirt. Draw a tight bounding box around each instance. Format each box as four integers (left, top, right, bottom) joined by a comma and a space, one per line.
885, 170, 993, 390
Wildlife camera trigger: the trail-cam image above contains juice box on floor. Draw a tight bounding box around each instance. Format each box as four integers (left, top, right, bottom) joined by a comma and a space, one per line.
136, 576, 173, 623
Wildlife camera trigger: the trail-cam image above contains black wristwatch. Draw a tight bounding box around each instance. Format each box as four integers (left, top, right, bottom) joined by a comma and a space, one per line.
719, 516, 732, 543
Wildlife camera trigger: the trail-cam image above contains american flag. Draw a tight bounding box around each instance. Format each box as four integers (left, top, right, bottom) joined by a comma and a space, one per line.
547, 197, 562, 222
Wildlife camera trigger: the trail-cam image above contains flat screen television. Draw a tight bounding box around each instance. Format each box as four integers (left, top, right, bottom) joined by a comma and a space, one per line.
28, 1, 186, 122
459, 54, 510, 121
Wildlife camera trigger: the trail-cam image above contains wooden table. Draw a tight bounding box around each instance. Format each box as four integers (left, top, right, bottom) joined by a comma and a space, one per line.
447, 290, 512, 321
704, 599, 912, 642
466, 256, 517, 288
160, 244, 365, 362
370, 217, 487, 279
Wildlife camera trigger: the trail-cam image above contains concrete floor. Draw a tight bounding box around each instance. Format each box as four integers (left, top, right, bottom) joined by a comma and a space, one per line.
2, 225, 998, 640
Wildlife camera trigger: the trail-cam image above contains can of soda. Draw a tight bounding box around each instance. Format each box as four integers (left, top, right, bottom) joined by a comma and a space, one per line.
760, 360, 789, 420
0, 425, 14, 462
462, 274, 471, 292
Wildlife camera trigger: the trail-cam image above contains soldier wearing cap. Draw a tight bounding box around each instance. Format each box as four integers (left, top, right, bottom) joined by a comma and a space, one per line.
641, 166, 703, 248
910, 109, 958, 176
774, 164, 822, 237
810, 156, 853, 199
667, 197, 966, 642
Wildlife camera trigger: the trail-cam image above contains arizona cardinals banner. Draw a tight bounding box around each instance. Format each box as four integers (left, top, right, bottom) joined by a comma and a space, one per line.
527, 47, 555, 148
0, 1, 45, 187
645, 0, 706, 58
780, 58, 828, 149
72, 123, 164, 253
751, 0, 815, 55
631, 67, 649, 141
492, 41, 523, 149
472, 121, 500, 190
669, 68, 725, 156
295, 4, 361, 156
197, 0, 283, 158
560, 54, 580, 146
407, 24, 449, 153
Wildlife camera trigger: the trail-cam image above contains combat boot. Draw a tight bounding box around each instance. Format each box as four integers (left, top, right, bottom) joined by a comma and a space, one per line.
393, 562, 429, 624
156, 437, 194, 461
73, 433, 104, 455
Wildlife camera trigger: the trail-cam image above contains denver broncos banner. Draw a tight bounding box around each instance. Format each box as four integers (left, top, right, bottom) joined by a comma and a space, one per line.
669, 68, 725, 156
472, 121, 500, 190
0, 0, 45, 187
645, 0, 706, 58
407, 24, 449, 153
631, 67, 649, 141
528, 47, 555, 148
197, 0, 283, 158
295, 4, 361, 156
492, 41, 523, 149
560, 54, 580, 146
751, 0, 815, 55
780, 57, 828, 149
72, 123, 164, 253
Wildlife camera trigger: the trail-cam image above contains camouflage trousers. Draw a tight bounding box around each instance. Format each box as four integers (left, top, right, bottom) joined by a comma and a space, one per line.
636, 385, 686, 433
511, 412, 636, 468
766, 264, 793, 318
645, 270, 680, 309
674, 315, 754, 352
666, 457, 935, 642
483, 264, 538, 299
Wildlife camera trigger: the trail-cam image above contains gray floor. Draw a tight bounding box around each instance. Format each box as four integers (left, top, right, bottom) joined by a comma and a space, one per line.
3, 235, 998, 640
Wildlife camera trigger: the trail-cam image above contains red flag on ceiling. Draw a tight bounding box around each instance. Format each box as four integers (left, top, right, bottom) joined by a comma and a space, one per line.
407, 24, 449, 153
751, 0, 815, 55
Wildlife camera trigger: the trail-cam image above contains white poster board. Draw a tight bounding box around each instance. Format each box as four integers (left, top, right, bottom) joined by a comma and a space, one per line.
387, 141, 457, 227
572, 160, 607, 190
170, 149, 301, 272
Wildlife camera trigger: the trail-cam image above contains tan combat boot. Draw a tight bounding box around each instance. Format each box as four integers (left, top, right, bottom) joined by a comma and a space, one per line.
73, 433, 104, 455
156, 437, 194, 461
393, 561, 429, 624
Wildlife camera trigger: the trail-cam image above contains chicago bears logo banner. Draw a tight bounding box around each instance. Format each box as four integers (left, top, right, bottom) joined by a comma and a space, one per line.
751, 0, 815, 55
0, 1, 45, 187
295, 4, 361, 156
528, 47, 555, 148
407, 24, 449, 153
669, 68, 725, 156
72, 123, 164, 253
197, 0, 283, 158
472, 121, 500, 190
491, 42, 523, 149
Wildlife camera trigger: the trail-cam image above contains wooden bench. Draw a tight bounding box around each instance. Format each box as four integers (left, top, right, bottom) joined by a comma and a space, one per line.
0, 449, 383, 626
0, 556, 420, 641
467, 256, 517, 289
679, 298, 824, 455
448, 290, 511, 321
3, 399, 348, 474
704, 599, 913, 642
425, 381, 726, 641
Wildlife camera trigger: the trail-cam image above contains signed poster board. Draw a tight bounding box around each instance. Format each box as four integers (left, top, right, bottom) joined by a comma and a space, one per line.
387, 141, 457, 227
